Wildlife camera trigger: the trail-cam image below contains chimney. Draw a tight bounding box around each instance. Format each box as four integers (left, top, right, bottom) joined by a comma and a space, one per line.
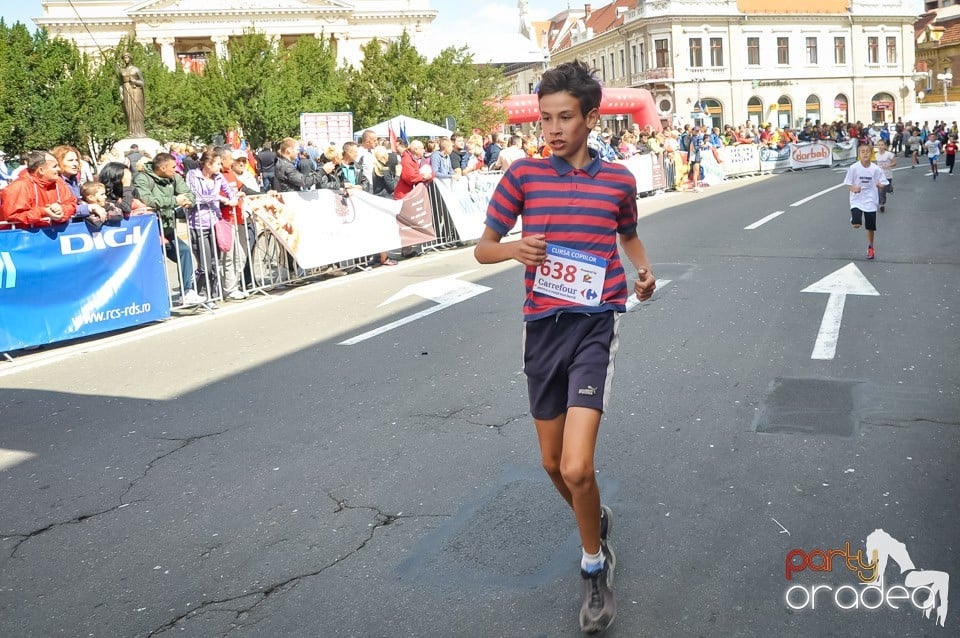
584, 3, 592, 19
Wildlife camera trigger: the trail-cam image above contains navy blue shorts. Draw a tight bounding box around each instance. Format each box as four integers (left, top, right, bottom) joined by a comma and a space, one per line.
850, 208, 877, 231
522, 311, 621, 420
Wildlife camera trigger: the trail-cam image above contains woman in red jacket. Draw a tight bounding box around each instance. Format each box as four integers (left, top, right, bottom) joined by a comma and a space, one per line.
393, 139, 433, 199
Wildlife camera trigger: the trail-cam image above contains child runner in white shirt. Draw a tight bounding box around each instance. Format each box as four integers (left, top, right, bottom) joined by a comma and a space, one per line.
874, 140, 896, 213
843, 144, 889, 260
924, 136, 941, 179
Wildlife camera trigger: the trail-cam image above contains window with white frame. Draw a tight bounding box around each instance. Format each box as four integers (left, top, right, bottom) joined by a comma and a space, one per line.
690, 37, 703, 67
867, 36, 879, 64
777, 37, 789, 65
806, 37, 818, 64
747, 37, 760, 65
834, 36, 846, 64
710, 38, 723, 66
886, 37, 897, 64
655, 39, 669, 68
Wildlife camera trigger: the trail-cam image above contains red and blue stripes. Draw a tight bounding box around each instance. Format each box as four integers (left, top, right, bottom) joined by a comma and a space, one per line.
486, 153, 638, 321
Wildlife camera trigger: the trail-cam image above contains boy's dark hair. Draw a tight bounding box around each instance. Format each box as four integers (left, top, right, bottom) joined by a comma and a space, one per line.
153, 152, 176, 166
537, 60, 601, 117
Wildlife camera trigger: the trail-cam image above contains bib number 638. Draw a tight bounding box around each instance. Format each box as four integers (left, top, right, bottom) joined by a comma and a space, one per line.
539, 258, 578, 283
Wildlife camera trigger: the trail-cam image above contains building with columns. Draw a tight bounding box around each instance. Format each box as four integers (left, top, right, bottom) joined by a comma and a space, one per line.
35, 0, 438, 70
535, 0, 925, 130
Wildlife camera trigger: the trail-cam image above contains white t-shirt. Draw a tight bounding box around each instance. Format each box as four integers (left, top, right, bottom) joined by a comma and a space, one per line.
495, 146, 526, 171
843, 161, 888, 212
875, 150, 895, 178
924, 139, 941, 158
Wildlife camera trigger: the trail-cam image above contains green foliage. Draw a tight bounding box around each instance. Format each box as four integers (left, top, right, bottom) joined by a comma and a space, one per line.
347, 32, 508, 135
0, 24, 511, 157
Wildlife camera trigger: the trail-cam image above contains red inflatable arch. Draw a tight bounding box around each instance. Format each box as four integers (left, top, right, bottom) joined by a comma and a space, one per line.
498, 88, 662, 132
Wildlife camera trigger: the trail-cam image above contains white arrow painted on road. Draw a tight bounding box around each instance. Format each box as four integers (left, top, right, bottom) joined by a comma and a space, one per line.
802, 263, 879, 360
339, 271, 491, 345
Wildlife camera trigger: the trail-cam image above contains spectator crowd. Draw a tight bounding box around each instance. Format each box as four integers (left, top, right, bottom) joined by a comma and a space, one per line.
1, 117, 956, 307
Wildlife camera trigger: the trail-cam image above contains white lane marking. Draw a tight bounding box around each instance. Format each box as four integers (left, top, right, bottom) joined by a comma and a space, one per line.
744, 211, 785, 230
790, 183, 845, 207
625, 279, 671, 312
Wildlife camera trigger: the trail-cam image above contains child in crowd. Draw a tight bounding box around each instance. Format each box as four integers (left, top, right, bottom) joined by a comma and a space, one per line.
79, 181, 123, 232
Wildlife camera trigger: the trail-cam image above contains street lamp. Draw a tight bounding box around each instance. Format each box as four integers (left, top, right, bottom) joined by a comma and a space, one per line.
937, 71, 953, 103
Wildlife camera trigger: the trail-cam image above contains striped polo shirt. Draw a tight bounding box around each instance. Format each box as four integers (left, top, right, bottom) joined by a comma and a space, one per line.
485, 151, 639, 321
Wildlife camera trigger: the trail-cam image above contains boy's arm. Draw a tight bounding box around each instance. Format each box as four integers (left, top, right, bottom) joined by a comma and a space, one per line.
843, 168, 860, 192
619, 231, 656, 302
474, 226, 546, 266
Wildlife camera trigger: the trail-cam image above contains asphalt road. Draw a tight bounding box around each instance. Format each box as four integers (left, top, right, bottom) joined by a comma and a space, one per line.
1, 162, 958, 638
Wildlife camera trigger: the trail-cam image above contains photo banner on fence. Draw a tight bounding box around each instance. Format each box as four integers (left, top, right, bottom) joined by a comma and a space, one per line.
433, 174, 504, 241
831, 139, 859, 165
246, 185, 437, 269
0, 215, 171, 352
719, 144, 760, 178
759, 145, 792, 173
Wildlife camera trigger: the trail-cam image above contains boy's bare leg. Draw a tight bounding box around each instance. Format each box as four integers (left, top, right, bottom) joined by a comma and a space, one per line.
535, 414, 574, 508
535, 406, 603, 554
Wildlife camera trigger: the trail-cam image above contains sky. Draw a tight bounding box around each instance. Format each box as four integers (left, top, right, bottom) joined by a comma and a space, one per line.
2, 0, 558, 61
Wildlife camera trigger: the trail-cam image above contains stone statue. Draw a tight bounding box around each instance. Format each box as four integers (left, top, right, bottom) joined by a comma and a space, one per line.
119, 53, 146, 138
519, 0, 533, 39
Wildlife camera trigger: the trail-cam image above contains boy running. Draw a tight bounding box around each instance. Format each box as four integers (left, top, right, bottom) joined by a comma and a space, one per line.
475, 60, 656, 634
945, 136, 957, 175
908, 129, 921, 168
874, 140, 896, 213
843, 144, 889, 260
925, 134, 941, 179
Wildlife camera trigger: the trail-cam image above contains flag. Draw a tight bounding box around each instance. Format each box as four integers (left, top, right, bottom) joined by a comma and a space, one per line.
388, 122, 398, 153
399, 119, 408, 145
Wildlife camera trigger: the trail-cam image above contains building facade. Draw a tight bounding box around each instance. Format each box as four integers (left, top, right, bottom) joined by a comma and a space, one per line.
543, 0, 924, 130
915, 5, 960, 104
35, 0, 437, 70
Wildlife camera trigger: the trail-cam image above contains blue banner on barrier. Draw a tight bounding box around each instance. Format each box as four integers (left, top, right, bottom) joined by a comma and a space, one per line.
0, 215, 171, 352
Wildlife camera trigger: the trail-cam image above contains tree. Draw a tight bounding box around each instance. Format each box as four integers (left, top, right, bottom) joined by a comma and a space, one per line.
0, 24, 512, 157
346, 32, 507, 134
423, 46, 508, 134
345, 31, 429, 128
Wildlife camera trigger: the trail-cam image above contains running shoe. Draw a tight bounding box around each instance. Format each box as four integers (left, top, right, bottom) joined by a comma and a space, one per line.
579, 557, 616, 634
867, 245, 875, 260
600, 505, 615, 570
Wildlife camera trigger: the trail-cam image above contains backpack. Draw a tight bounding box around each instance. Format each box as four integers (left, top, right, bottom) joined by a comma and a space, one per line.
679, 133, 690, 152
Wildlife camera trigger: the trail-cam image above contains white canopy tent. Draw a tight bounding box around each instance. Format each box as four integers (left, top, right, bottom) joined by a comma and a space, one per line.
354, 115, 453, 140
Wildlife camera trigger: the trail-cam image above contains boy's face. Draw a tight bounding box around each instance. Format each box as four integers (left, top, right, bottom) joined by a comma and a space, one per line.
538, 91, 597, 161
86, 188, 106, 206
858, 146, 872, 164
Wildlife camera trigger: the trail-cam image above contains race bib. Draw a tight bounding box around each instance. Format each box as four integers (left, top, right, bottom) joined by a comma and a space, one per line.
532, 243, 608, 306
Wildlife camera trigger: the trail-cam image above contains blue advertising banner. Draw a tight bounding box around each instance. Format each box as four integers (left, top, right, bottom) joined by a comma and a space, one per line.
0, 215, 171, 352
